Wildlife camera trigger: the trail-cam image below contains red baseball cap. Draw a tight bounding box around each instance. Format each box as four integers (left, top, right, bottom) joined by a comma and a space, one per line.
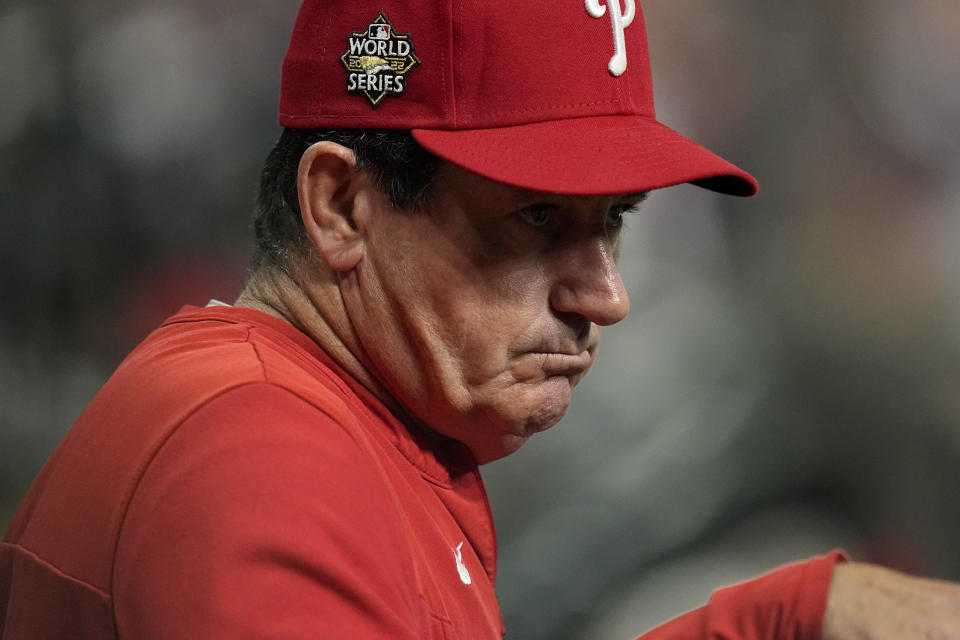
279, 1, 758, 197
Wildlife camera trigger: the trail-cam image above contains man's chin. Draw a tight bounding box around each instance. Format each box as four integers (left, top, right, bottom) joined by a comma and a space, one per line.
530, 375, 574, 427
457, 378, 573, 463
469, 411, 567, 465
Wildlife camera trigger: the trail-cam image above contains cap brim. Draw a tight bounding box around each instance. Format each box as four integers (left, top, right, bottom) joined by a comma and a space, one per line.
412, 114, 757, 197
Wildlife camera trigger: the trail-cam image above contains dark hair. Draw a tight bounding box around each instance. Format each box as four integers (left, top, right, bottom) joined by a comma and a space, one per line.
251, 128, 440, 269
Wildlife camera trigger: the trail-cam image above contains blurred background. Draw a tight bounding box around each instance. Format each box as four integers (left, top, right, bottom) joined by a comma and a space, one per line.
2, 1, 959, 638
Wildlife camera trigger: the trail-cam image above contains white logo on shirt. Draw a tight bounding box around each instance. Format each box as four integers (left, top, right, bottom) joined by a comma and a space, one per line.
453, 542, 472, 585
585, 0, 636, 76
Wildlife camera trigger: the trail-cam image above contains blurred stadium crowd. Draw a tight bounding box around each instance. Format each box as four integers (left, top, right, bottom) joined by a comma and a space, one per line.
2, 1, 959, 638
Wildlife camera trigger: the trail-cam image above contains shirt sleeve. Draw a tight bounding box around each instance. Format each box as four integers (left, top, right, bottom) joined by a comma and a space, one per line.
634, 551, 847, 640
112, 383, 434, 640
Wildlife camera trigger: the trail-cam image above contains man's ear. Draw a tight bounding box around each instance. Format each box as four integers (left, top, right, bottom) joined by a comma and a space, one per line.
297, 141, 369, 272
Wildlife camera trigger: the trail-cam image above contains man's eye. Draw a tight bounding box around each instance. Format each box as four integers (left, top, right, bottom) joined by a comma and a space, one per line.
607, 209, 624, 231
517, 206, 555, 228
605, 206, 632, 233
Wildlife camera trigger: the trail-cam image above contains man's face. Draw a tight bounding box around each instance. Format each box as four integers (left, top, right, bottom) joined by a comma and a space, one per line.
344, 162, 642, 463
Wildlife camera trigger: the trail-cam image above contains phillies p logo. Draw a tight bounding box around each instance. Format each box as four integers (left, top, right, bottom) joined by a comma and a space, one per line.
585, 0, 636, 77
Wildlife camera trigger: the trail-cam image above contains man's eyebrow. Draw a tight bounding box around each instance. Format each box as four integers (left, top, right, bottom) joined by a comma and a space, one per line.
613, 192, 648, 207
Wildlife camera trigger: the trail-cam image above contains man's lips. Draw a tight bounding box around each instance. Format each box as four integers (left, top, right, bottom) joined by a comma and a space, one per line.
526, 348, 595, 379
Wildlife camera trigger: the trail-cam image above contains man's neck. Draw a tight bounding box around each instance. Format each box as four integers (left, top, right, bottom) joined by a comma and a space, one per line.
234, 265, 411, 422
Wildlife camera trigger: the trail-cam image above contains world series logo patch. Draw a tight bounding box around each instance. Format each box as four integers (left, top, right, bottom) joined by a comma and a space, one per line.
341, 13, 420, 108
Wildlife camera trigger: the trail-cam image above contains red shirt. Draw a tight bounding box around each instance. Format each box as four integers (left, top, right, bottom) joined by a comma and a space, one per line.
1, 305, 842, 638
2, 306, 502, 638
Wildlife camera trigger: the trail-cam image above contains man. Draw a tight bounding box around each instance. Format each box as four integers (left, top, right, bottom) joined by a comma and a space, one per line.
2, 0, 959, 638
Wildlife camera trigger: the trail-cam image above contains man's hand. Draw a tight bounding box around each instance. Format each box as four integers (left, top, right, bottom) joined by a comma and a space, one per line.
823, 562, 960, 639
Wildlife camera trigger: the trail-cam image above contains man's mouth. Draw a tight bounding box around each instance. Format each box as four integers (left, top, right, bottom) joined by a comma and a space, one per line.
533, 349, 594, 378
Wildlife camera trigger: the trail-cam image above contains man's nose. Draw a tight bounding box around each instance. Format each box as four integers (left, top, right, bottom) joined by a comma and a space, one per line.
548, 236, 630, 327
